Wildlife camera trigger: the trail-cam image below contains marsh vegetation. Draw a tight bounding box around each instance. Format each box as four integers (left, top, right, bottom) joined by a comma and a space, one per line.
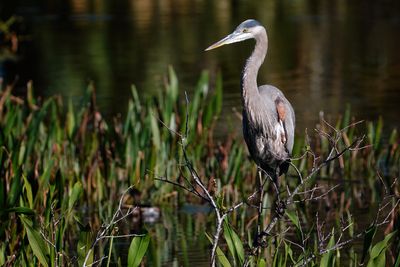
1, 68, 399, 266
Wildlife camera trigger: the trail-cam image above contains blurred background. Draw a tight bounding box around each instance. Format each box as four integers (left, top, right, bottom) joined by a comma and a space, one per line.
1, 0, 400, 134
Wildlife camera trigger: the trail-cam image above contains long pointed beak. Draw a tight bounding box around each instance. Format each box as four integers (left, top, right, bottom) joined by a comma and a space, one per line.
205, 33, 235, 51
205, 31, 253, 51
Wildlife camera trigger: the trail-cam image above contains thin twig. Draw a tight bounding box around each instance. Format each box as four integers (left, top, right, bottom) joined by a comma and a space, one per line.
83, 187, 140, 267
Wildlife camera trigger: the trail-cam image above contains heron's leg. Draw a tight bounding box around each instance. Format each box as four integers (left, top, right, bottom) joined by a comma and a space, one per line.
253, 169, 283, 253
265, 168, 279, 198
272, 168, 285, 218
252, 169, 268, 254
274, 167, 280, 188
256, 170, 264, 236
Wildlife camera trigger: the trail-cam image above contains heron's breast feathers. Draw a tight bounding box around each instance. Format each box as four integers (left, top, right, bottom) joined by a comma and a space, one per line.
242, 95, 291, 161
274, 98, 288, 147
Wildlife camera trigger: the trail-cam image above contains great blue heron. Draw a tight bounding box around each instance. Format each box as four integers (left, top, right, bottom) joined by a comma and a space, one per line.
206, 19, 295, 183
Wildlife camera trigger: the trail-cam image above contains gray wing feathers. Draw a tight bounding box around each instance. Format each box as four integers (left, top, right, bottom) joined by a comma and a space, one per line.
258, 85, 295, 154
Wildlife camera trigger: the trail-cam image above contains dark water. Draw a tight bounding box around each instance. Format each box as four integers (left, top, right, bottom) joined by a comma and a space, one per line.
1, 0, 400, 134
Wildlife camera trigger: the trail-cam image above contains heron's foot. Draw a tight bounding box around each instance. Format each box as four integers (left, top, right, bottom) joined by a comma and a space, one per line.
252, 231, 269, 250
275, 200, 286, 218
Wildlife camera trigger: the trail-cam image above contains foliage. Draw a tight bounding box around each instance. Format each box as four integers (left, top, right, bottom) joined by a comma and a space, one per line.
223, 220, 245, 265
0, 67, 399, 266
128, 233, 151, 267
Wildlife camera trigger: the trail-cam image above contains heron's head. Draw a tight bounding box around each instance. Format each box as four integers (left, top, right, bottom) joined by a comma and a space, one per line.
205, 19, 265, 51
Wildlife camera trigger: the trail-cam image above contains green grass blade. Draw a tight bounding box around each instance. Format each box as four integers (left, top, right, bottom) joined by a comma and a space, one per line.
3, 207, 35, 216
68, 181, 83, 212
128, 233, 150, 267
394, 248, 400, 267
223, 222, 236, 263
7, 166, 22, 207
20, 216, 49, 267
223, 220, 244, 265
342, 104, 351, 129
205, 232, 231, 267
22, 175, 33, 208
66, 99, 75, 138
286, 210, 300, 231
389, 129, 398, 145
320, 230, 335, 267
131, 84, 142, 113
0, 242, 5, 266
167, 66, 179, 103
367, 231, 396, 267
150, 111, 161, 150
374, 117, 383, 150
258, 258, 266, 267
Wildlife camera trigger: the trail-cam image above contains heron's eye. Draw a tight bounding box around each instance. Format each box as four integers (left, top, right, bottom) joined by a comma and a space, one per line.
242, 28, 248, 33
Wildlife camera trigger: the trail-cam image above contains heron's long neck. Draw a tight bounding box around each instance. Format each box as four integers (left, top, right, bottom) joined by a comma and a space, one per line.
241, 31, 268, 108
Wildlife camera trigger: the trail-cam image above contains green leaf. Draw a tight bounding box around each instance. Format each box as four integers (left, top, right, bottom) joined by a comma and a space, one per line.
394, 247, 400, 267
223, 223, 236, 263
223, 220, 244, 265
0, 243, 5, 266
258, 258, 266, 267
320, 230, 335, 267
286, 210, 300, 230
367, 122, 374, 149
346, 211, 354, 238
342, 104, 351, 129
5, 207, 35, 216
389, 129, 398, 145
128, 233, 150, 267
131, 85, 142, 113
205, 232, 231, 267
285, 241, 295, 264
66, 99, 75, 138
68, 181, 82, 212
39, 159, 55, 185
374, 117, 383, 150
27, 81, 36, 107
75, 217, 92, 266
367, 231, 396, 267
231, 228, 245, 265
22, 175, 33, 208
7, 166, 22, 207
150, 111, 160, 150
20, 216, 49, 267
167, 66, 178, 103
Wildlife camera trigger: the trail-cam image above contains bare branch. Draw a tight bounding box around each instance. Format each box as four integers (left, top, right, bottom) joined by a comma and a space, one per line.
154, 176, 209, 202
83, 186, 140, 267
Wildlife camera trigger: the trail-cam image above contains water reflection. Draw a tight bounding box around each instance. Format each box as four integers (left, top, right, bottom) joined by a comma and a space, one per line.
109, 184, 381, 266
0, 0, 399, 133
